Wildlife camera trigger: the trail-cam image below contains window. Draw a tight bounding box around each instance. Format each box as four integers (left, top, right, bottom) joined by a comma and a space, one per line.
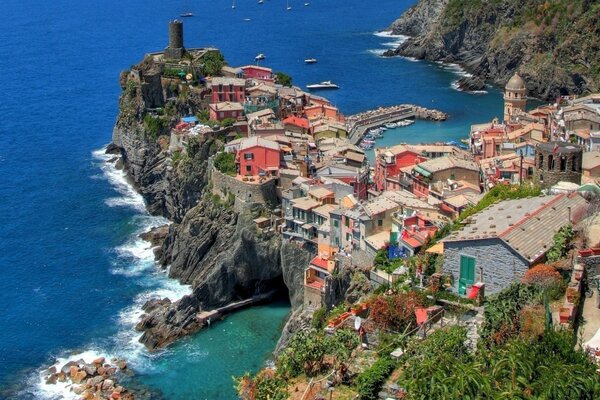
346, 233, 351, 242
378, 219, 383, 227
218, 84, 223, 92
244, 153, 254, 160
245, 165, 251, 172
344, 218, 349, 227
538, 153, 544, 168
229, 93, 234, 101
333, 220, 339, 228
548, 155, 554, 170
560, 156, 566, 172
219, 112, 224, 119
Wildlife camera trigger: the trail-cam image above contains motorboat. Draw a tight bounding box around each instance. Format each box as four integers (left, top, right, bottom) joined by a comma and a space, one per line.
306, 81, 339, 90
304, 58, 317, 64
180, 12, 194, 17
384, 122, 397, 129
305, 2, 310, 6
255, 53, 266, 61
259, 0, 264, 3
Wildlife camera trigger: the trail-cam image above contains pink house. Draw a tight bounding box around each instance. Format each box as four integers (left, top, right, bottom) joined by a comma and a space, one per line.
209, 102, 244, 121
208, 77, 246, 104
241, 65, 274, 82
236, 137, 281, 176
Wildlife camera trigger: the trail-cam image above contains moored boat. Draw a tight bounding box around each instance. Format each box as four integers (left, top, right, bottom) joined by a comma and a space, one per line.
304, 58, 317, 64
255, 53, 266, 61
306, 80, 339, 90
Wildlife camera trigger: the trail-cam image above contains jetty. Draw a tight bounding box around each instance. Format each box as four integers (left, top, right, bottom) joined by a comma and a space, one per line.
346, 104, 448, 144
195, 290, 277, 327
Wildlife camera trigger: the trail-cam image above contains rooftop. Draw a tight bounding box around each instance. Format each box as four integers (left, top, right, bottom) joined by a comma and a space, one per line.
313, 204, 336, 218
238, 136, 280, 151
291, 197, 321, 211
208, 76, 246, 87
583, 151, 600, 170
209, 101, 244, 111
362, 196, 400, 217
416, 155, 479, 174
445, 194, 588, 262
309, 187, 335, 199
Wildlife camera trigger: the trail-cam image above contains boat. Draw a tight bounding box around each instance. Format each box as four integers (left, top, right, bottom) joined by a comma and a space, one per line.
379, 126, 387, 131
232, 0, 236, 9
306, 81, 339, 90
384, 122, 397, 129
305, 2, 310, 5
304, 58, 317, 64
287, 0, 292, 10
180, 12, 194, 17
259, 0, 264, 3
255, 53, 266, 61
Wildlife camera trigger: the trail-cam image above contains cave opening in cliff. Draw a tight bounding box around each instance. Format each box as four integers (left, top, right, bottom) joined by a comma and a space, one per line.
234, 274, 290, 305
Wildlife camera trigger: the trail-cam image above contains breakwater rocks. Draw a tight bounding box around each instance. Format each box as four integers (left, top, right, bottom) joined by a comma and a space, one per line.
44, 357, 132, 400
384, 0, 600, 100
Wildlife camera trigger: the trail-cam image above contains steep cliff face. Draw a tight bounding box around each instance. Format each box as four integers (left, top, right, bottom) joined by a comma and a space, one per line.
386, 0, 600, 100
111, 62, 211, 221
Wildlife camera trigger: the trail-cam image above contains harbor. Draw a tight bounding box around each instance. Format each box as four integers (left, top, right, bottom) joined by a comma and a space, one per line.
346, 104, 448, 146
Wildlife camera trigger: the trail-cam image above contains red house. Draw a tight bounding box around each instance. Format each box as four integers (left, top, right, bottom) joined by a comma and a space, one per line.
237, 137, 281, 176
209, 102, 244, 121
373, 145, 427, 192
208, 77, 246, 104
241, 65, 274, 82
283, 116, 311, 136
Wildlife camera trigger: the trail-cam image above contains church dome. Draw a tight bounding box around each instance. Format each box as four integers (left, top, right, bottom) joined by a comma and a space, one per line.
505, 73, 526, 91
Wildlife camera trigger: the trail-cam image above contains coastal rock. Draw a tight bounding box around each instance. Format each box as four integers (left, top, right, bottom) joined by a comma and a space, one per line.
102, 379, 115, 391
83, 364, 97, 376
61, 361, 79, 375
455, 76, 486, 93
139, 225, 170, 247
386, 0, 600, 100
72, 370, 87, 384
92, 357, 105, 365
117, 360, 127, 370
45, 374, 58, 385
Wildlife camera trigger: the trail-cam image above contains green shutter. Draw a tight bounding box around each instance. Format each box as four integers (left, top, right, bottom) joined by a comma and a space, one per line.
459, 255, 476, 295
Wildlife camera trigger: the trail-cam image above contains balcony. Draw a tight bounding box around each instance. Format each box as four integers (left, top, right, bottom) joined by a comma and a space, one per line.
305, 277, 325, 291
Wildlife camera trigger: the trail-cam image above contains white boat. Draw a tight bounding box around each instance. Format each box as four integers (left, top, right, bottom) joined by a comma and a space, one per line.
368, 128, 381, 135
287, 0, 292, 10
255, 53, 266, 61
306, 80, 339, 90
180, 12, 194, 17
259, 0, 264, 3
304, 58, 317, 64
384, 122, 397, 129
379, 126, 387, 131
305, 2, 310, 5
232, 0, 236, 9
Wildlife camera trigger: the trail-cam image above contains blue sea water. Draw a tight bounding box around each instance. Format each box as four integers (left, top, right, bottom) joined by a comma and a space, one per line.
0, 0, 503, 398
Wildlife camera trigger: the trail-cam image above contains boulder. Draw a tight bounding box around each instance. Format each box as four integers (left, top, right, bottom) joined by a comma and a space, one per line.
117, 360, 127, 370
47, 366, 57, 375
106, 367, 117, 375
57, 372, 67, 382
102, 379, 115, 391
45, 374, 58, 385
97, 366, 106, 375
72, 385, 84, 395
111, 392, 122, 399
114, 386, 124, 393
61, 361, 79, 375
72, 370, 87, 384
70, 366, 80, 378
139, 225, 170, 247
83, 364, 97, 376
81, 390, 95, 400
92, 357, 105, 365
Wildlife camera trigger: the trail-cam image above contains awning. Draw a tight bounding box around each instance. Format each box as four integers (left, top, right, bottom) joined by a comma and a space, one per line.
425, 242, 444, 254
413, 165, 432, 178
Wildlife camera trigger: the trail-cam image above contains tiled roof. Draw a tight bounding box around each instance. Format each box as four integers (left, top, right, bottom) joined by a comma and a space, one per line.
283, 116, 309, 129
417, 155, 479, 174
309, 187, 334, 199
291, 197, 321, 211
310, 256, 329, 270
208, 76, 246, 87
313, 204, 336, 218
445, 194, 588, 263
362, 196, 400, 217
583, 151, 600, 170
209, 101, 244, 111
239, 136, 280, 151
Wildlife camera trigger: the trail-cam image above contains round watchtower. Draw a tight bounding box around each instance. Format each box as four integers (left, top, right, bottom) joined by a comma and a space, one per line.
504, 73, 527, 123
534, 142, 583, 188
164, 20, 185, 60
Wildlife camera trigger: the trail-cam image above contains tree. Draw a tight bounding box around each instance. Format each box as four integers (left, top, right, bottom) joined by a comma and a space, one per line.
213, 152, 236, 176
201, 51, 226, 76
275, 71, 293, 87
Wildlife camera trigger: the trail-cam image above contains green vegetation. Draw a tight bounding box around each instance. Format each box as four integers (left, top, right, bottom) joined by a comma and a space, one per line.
163, 67, 185, 79
143, 114, 167, 139
546, 224, 575, 262
275, 71, 293, 87
195, 109, 210, 123
200, 51, 226, 76
220, 117, 236, 127
213, 152, 236, 176
235, 370, 288, 400
354, 356, 397, 400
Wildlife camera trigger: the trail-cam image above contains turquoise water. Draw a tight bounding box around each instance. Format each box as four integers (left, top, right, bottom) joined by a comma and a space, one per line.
0, 0, 504, 398
135, 301, 290, 399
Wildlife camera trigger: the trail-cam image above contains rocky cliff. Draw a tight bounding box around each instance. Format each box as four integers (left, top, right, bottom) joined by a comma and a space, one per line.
386, 0, 600, 100
110, 56, 310, 351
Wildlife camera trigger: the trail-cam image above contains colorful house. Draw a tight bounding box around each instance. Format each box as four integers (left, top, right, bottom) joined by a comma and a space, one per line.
317, 164, 370, 200
208, 77, 246, 104
389, 212, 438, 258
304, 256, 338, 309
283, 116, 310, 136
241, 65, 274, 82
236, 137, 281, 176
373, 145, 428, 192
208, 102, 244, 121
409, 156, 480, 198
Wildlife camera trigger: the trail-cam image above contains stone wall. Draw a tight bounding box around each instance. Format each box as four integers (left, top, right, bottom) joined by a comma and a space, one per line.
210, 165, 279, 209
443, 238, 529, 296
534, 143, 583, 188
578, 254, 600, 277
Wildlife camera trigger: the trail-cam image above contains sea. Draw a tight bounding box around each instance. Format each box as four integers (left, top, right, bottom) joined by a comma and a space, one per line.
0, 0, 503, 398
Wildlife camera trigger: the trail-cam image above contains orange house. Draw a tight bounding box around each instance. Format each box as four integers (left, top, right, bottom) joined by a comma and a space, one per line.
236, 137, 281, 176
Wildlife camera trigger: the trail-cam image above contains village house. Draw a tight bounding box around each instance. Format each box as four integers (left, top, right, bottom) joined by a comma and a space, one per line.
317, 163, 370, 200
283, 116, 311, 137
442, 193, 588, 296
220, 65, 244, 78
381, 190, 450, 224
208, 101, 244, 121
303, 255, 338, 309
241, 65, 274, 82
207, 77, 246, 103
389, 211, 438, 258
407, 155, 480, 198
244, 81, 279, 115
236, 136, 281, 176
373, 145, 428, 192
312, 119, 347, 141
582, 151, 600, 182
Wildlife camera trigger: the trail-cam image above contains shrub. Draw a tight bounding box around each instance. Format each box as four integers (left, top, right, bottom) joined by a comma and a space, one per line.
546, 225, 574, 262
143, 114, 166, 139
369, 292, 428, 332
275, 71, 293, 87
235, 369, 287, 400
213, 152, 236, 176
311, 307, 328, 330
355, 356, 397, 400
522, 264, 565, 300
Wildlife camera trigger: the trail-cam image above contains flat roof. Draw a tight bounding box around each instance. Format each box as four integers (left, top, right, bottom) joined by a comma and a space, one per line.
292, 197, 321, 211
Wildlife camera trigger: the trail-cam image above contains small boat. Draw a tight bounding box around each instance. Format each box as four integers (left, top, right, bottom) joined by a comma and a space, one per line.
243, 18, 252, 21
232, 0, 236, 9
304, 58, 317, 64
304, 2, 310, 5
259, 0, 264, 3
306, 80, 339, 90
379, 126, 387, 131
255, 53, 266, 61
180, 12, 194, 17
384, 122, 397, 129
287, 0, 292, 10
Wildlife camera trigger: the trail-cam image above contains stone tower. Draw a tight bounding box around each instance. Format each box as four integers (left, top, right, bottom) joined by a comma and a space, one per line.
164, 20, 184, 60
534, 142, 583, 188
503, 73, 527, 123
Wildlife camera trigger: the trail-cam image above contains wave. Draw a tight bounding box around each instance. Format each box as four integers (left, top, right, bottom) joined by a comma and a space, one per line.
91, 149, 146, 213
31, 146, 191, 398
372, 30, 408, 53
367, 49, 386, 56
436, 61, 473, 78
450, 79, 488, 95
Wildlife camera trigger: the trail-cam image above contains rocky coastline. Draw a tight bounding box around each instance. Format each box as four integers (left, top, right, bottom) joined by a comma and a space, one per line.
43, 357, 132, 400
383, 0, 600, 100
108, 55, 313, 354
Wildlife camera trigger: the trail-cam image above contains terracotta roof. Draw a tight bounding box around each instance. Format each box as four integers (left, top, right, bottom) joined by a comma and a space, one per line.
310, 256, 329, 270
209, 101, 244, 112
291, 197, 321, 211
416, 155, 479, 174
313, 204, 336, 218
283, 116, 310, 129
362, 196, 400, 217
309, 187, 334, 199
